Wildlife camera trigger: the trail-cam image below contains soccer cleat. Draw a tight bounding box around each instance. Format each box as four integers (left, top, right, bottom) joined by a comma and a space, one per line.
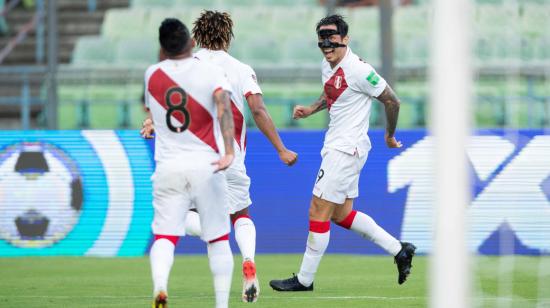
394, 242, 417, 285
269, 274, 313, 292
152, 291, 168, 308
242, 259, 259, 302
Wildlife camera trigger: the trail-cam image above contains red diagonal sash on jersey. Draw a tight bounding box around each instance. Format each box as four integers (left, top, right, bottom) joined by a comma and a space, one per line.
148, 68, 219, 153
231, 101, 244, 150
324, 67, 348, 110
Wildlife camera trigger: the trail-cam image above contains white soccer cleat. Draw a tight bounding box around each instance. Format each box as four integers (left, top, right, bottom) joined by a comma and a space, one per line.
242, 259, 259, 303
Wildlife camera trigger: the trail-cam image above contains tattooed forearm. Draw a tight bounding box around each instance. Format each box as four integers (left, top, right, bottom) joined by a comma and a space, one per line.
376, 85, 400, 137
215, 90, 235, 155
310, 92, 328, 114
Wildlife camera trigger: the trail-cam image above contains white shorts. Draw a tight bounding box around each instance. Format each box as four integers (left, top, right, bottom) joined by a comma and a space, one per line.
226, 161, 252, 214
312, 147, 368, 204
151, 153, 231, 242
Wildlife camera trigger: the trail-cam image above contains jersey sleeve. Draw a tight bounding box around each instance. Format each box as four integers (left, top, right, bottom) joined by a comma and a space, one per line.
355, 62, 387, 98
143, 65, 155, 108
241, 65, 262, 99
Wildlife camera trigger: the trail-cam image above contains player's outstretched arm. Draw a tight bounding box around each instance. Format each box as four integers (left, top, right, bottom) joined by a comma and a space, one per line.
376, 85, 403, 148
293, 92, 328, 120
247, 94, 297, 166
213, 89, 235, 172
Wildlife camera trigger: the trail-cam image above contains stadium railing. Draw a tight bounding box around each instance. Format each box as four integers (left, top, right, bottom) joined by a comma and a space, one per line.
0, 66, 47, 129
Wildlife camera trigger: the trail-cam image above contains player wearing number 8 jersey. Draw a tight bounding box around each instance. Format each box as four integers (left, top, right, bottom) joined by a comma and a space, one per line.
270, 15, 416, 292
144, 18, 235, 308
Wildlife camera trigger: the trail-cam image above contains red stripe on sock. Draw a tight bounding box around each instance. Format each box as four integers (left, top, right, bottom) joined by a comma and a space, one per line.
231, 214, 251, 225
154, 234, 180, 246
309, 220, 330, 233
336, 210, 357, 229
208, 233, 229, 244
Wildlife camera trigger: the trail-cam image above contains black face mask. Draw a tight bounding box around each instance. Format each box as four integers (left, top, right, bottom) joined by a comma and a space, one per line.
317, 29, 347, 49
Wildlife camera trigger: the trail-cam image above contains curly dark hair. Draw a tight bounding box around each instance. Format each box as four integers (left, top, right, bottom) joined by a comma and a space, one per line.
192, 10, 234, 51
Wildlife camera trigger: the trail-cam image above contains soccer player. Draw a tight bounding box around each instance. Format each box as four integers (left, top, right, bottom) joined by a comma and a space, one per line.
143, 18, 235, 308
191, 10, 298, 302
269, 15, 416, 292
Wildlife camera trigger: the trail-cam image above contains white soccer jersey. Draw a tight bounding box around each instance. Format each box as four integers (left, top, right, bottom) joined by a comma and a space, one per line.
144, 57, 232, 162
194, 49, 262, 164
321, 47, 387, 157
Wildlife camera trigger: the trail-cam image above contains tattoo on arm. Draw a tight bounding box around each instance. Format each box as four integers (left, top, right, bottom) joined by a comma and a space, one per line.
310, 92, 328, 114
376, 85, 401, 137
214, 90, 235, 155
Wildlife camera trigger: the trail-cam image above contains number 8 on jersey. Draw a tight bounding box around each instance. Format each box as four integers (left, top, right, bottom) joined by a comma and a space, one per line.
165, 87, 190, 133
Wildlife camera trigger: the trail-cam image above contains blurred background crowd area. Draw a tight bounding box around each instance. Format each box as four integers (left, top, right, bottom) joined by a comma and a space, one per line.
0, 0, 549, 130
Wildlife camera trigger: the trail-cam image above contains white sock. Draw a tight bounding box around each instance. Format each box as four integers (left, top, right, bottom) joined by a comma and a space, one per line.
297, 220, 330, 287
207, 240, 234, 308
185, 210, 202, 237
234, 216, 256, 262
348, 211, 402, 256
150, 238, 176, 296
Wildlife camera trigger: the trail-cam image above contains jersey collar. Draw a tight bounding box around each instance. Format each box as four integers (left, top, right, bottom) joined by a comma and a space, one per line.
329, 47, 352, 73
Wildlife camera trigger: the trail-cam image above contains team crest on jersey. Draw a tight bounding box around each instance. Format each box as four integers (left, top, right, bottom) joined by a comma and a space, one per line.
335, 76, 343, 89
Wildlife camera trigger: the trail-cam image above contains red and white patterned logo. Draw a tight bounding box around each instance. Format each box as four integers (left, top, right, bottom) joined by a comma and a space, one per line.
335, 76, 342, 89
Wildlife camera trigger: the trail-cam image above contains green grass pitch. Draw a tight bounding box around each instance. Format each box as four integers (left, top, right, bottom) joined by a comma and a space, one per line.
0, 255, 548, 307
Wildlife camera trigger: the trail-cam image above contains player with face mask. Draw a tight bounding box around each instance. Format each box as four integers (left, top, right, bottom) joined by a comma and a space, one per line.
269, 14, 417, 292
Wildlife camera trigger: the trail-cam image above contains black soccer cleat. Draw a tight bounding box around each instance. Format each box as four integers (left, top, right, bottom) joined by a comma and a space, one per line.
269, 274, 313, 292
244, 284, 258, 302
394, 242, 417, 285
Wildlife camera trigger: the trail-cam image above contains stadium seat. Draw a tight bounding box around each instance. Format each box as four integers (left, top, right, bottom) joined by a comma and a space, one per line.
72, 36, 117, 66
259, 0, 300, 6
283, 36, 321, 66
232, 7, 273, 37
130, 103, 148, 129
347, 7, 379, 34
396, 99, 418, 128
521, 4, 550, 37
57, 82, 146, 129
270, 7, 312, 38
58, 104, 79, 129
132, 0, 175, 7
357, 40, 380, 65
58, 84, 91, 129
144, 9, 186, 39
172, 0, 216, 7
221, 0, 258, 5
114, 39, 159, 67
395, 81, 427, 127
102, 8, 149, 40
242, 36, 281, 66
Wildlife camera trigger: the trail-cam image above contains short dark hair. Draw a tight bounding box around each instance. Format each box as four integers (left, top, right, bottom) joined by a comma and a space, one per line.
193, 10, 234, 51
159, 18, 191, 56
316, 14, 349, 37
